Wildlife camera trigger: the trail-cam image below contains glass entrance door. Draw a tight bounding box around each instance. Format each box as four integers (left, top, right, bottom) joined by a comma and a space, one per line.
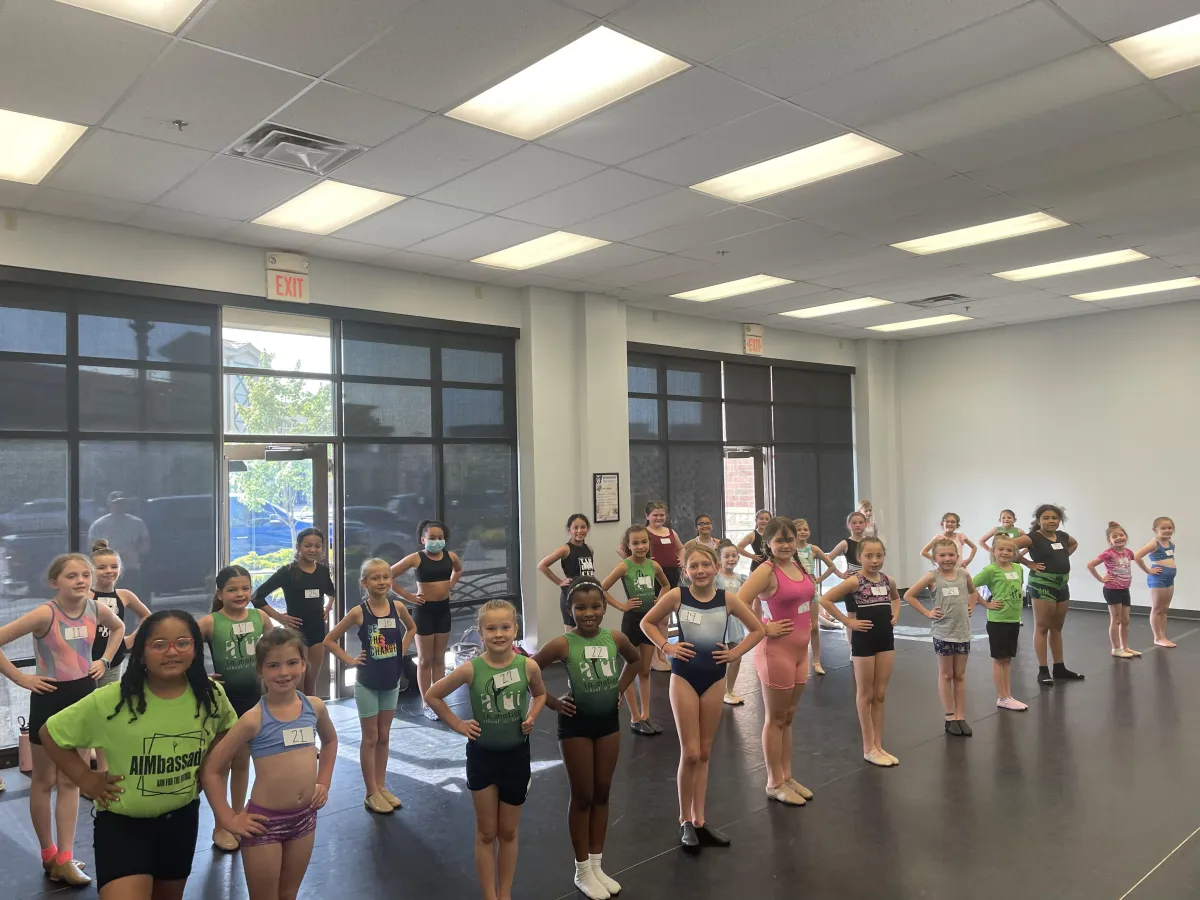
221, 443, 333, 696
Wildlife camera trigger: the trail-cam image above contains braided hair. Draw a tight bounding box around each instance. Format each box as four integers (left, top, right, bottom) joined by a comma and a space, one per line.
108, 610, 220, 726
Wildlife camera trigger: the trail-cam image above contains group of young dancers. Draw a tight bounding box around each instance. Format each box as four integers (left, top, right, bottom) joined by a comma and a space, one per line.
0, 499, 1181, 900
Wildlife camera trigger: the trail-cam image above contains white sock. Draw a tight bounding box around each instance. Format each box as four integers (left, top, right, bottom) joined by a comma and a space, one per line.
573, 860, 609, 899
590, 854, 620, 893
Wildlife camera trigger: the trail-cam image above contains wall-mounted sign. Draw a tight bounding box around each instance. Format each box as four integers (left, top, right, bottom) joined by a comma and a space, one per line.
593, 473, 620, 524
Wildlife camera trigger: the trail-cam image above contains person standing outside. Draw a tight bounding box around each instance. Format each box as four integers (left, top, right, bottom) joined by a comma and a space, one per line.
87, 492, 150, 603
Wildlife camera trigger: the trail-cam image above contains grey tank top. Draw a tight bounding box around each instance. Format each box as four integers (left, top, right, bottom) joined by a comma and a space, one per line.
930, 569, 973, 643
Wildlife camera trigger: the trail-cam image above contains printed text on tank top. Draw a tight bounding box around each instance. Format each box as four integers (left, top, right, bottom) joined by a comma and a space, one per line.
357, 598, 403, 691
92, 589, 128, 666
36, 598, 98, 681
561, 542, 596, 579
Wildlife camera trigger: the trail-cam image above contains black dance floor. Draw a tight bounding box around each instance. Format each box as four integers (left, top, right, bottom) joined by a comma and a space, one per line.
2, 607, 1198, 899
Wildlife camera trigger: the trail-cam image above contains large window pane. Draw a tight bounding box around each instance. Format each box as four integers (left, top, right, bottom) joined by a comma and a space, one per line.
628, 358, 657, 394
725, 402, 771, 443
80, 367, 212, 433
225, 374, 334, 436
80, 297, 215, 364
630, 444, 666, 522
0, 362, 67, 430
667, 400, 722, 441
0, 304, 66, 354
668, 446, 724, 538
341, 321, 431, 380
666, 360, 720, 397
80, 441, 214, 616
773, 405, 817, 443
816, 372, 852, 407
442, 347, 503, 384
818, 448, 854, 550
772, 367, 817, 400
443, 388, 506, 437
343, 382, 432, 437
628, 398, 659, 439
819, 407, 853, 444
724, 363, 770, 401
0, 441, 69, 663
222, 308, 331, 373
774, 447, 819, 539
444, 444, 517, 608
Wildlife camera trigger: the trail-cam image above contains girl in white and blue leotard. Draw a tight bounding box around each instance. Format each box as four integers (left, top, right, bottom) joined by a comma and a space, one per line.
1134, 516, 1179, 648
640, 544, 763, 854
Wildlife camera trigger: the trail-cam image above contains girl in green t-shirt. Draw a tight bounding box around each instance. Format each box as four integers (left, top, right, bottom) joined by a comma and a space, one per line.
41, 610, 237, 899
972, 537, 1028, 712
533, 577, 640, 899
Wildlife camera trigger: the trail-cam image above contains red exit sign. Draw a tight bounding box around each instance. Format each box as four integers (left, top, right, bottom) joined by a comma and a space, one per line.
266, 270, 309, 303
743, 334, 763, 356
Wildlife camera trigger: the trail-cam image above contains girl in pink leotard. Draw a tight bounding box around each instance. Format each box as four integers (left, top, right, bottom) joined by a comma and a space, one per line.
738, 517, 817, 807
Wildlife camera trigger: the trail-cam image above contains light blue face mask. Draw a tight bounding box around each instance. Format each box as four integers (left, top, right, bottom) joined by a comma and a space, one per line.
425, 539, 446, 553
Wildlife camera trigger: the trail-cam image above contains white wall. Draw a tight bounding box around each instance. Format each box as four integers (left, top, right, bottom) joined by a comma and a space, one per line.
893, 301, 1200, 608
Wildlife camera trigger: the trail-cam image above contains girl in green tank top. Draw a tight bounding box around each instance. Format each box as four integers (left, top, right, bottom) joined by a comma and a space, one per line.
534, 578, 641, 897
425, 600, 547, 900
979, 509, 1024, 554
197, 565, 270, 852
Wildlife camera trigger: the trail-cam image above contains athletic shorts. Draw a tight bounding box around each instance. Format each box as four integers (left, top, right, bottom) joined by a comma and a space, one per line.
557, 710, 620, 741
850, 615, 894, 657
466, 740, 531, 806
94, 800, 199, 890
239, 802, 317, 847
621, 606, 651, 648
355, 683, 400, 718
95, 660, 125, 688
413, 599, 452, 636
30, 676, 94, 745
225, 687, 263, 719
753, 634, 810, 690
933, 638, 971, 657
1103, 587, 1132, 606
1148, 569, 1177, 589
986, 621, 1019, 659
1028, 582, 1070, 603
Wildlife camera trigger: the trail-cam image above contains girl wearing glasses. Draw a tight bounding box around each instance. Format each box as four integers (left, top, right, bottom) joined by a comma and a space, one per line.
39, 610, 237, 900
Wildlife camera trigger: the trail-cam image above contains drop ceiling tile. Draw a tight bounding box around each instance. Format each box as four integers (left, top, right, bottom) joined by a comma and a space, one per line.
218, 221, 321, 251
105, 43, 312, 152
621, 103, 843, 187
768, 245, 912, 282
672, 219, 843, 263
586, 254, 714, 287
331, 0, 591, 112
1096, 289, 1200, 312
273, 85, 427, 148
749, 154, 949, 220
1051, 0, 1199, 42
46, 131, 212, 204
573, 188, 732, 241
726, 233, 884, 275
0, 183, 37, 209
540, 67, 775, 165
627, 206, 786, 253
710, 0, 1027, 98
1040, 259, 1191, 296
698, 279, 830, 309
628, 265, 768, 297
0, 0, 169, 125
562, 0, 634, 15
405, 216, 550, 260
503, 169, 674, 228
155, 157, 317, 220
186, 0, 419, 75
308, 236, 396, 263
331, 199, 482, 248
332, 117, 522, 195
801, 176, 1001, 233
1158, 68, 1200, 113
421, 146, 604, 213
838, 194, 1034, 246
920, 86, 1181, 175
528, 243, 662, 278
1028, 148, 1200, 219
806, 255, 958, 289
865, 48, 1143, 154
127, 206, 239, 239
941, 230, 1133, 274
609, 0, 836, 62
790, 4, 1092, 128
27, 189, 142, 224
375, 249, 464, 275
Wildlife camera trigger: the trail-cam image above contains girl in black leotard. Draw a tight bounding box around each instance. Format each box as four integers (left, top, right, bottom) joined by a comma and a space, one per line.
737, 510, 772, 573
537, 514, 596, 630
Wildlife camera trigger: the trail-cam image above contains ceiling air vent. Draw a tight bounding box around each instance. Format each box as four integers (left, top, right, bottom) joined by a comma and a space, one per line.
906, 293, 967, 309
229, 124, 365, 176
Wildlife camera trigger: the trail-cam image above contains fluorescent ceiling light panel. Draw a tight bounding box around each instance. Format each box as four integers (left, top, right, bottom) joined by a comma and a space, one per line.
993, 249, 1148, 281
446, 27, 689, 140
892, 212, 1068, 255
472, 232, 608, 270
53, 0, 205, 32
671, 274, 794, 302
690, 134, 901, 203
1072, 277, 1200, 302
0, 108, 86, 185
254, 181, 403, 235
868, 314, 972, 332
1110, 13, 1200, 79
781, 297, 893, 318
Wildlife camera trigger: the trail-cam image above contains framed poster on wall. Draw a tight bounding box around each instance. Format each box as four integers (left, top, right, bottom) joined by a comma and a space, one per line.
593, 473, 620, 523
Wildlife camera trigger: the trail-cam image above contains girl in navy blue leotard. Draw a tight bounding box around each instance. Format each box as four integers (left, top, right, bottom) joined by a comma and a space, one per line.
640, 544, 763, 853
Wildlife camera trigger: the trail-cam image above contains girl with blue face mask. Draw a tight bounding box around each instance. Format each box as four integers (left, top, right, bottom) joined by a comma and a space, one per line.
390, 520, 462, 721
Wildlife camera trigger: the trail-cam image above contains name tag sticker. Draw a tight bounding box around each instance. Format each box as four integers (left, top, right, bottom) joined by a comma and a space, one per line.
64, 625, 88, 641
1166, 549, 1174, 557
681, 609, 702, 624
377, 617, 396, 629
1004, 572, 1019, 581
942, 586, 960, 597
99, 597, 118, 611
584, 645, 609, 660
660, 537, 672, 544
798, 601, 811, 614
304, 588, 320, 599
232, 621, 255, 635
282, 726, 315, 746
493, 668, 520, 689
1050, 543, 1063, 550
870, 585, 889, 596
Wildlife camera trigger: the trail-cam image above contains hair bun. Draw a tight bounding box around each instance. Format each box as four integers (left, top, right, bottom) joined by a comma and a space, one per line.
1107, 521, 1119, 528
91, 539, 110, 553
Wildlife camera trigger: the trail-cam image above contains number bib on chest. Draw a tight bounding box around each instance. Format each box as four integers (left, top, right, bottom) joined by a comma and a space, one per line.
493, 668, 520, 690
282, 726, 315, 747
304, 588, 321, 599
584, 645, 609, 660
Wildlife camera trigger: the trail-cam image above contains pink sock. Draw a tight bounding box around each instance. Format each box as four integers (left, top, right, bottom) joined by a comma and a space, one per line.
40, 845, 58, 863
55, 849, 73, 866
